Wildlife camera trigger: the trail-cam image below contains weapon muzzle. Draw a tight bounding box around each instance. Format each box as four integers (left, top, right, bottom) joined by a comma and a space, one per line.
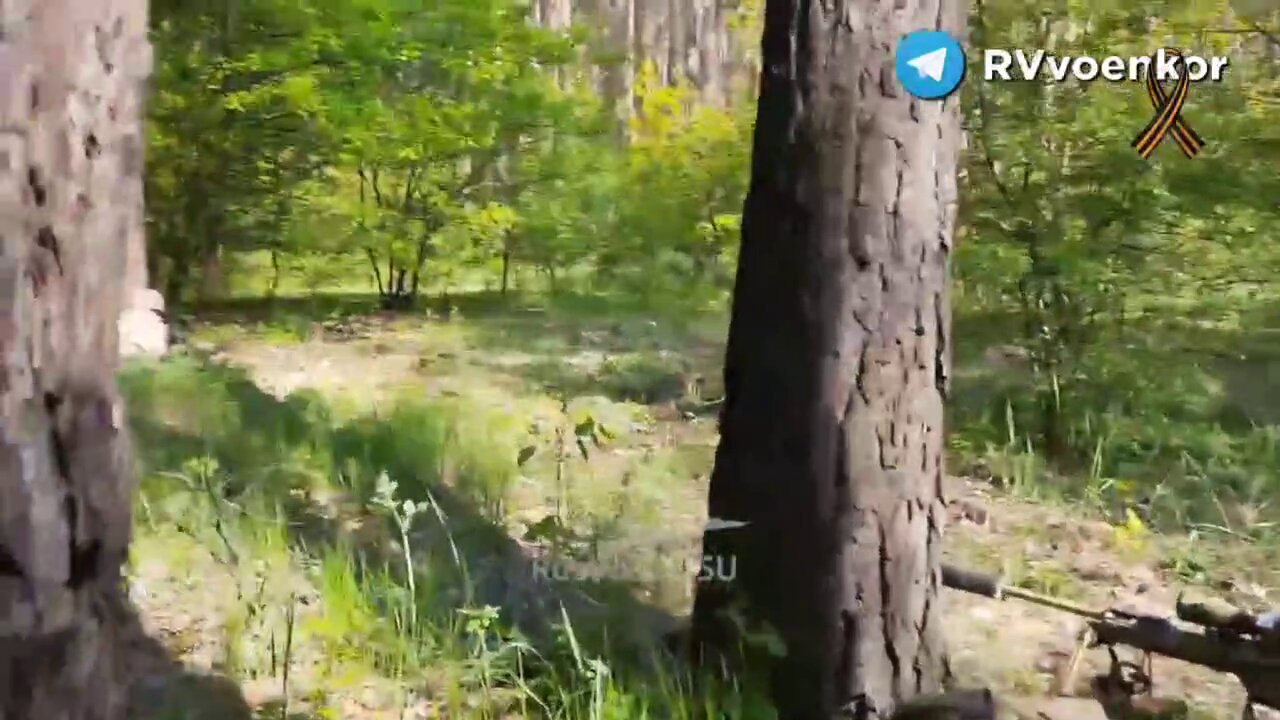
942, 563, 1002, 599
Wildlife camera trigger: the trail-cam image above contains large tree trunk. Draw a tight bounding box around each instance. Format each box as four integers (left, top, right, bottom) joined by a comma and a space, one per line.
0, 0, 150, 718
689, 1, 965, 718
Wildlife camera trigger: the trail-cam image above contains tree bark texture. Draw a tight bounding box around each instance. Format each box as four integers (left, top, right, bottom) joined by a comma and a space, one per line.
691, 1, 965, 718
0, 0, 150, 718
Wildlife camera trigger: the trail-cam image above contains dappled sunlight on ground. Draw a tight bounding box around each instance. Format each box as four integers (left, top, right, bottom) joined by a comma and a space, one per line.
116, 297, 1280, 719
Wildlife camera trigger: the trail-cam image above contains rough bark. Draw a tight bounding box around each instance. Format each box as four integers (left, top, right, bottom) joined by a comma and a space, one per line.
689, 0, 965, 718
0, 0, 150, 718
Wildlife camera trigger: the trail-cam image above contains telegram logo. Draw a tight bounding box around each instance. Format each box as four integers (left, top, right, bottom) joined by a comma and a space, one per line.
895, 30, 967, 99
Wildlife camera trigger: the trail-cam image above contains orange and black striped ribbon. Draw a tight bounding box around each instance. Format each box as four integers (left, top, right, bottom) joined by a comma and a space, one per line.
1132, 48, 1206, 159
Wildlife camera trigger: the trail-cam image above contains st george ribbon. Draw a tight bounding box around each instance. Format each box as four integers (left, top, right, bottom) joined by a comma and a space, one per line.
1132, 48, 1206, 159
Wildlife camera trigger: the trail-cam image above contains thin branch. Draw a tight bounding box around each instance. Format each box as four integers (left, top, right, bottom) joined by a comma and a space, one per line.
971, 0, 1016, 206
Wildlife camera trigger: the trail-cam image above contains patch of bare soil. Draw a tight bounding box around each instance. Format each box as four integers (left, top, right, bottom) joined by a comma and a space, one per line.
123, 527, 432, 719
162, 329, 1276, 719
943, 479, 1276, 719
212, 332, 429, 402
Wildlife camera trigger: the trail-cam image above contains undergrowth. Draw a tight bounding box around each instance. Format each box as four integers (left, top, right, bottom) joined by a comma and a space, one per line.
119, 293, 1280, 717
947, 316, 1280, 543
121, 354, 771, 719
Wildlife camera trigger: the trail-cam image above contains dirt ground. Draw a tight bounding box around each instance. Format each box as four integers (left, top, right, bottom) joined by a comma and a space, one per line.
127, 317, 1278, 720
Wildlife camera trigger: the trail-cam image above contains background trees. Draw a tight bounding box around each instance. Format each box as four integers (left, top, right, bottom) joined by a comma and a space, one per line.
953, 0, 1280, 519
144, 0, 756, 310
137, 0, 1280, 686
15, 0, 1267, 716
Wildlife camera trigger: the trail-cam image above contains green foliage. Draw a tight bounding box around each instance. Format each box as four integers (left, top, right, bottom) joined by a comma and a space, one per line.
951, 0, 1280, 526
148, 0, 752, 310
591, 62, 751, 303
123, 355, 772, 718
141, 0, 1280, 537
137, 0, 1280, 710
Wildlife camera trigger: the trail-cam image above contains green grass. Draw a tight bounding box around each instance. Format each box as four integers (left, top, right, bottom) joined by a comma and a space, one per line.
122, 285, 1280, 718
945, 304, 1280, 540
121, 350, 768, 719
184, 285, 1280, 540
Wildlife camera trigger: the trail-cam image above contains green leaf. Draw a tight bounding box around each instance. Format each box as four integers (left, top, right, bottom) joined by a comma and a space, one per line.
523, 514, 565, 542
517, 445, 536, 466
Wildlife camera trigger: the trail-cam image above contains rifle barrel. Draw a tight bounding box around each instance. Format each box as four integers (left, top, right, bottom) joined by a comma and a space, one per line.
941, 563, 1280, 711
940, 562, 1104, 620
941, 563, 1001, 598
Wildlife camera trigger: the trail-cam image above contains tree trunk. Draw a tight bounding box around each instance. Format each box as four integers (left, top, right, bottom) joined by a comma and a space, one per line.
410, 236, 429, 300
365, 248, 386, 297
197, 241, 225, 301
162, 246, 191, 305
602, 0, 636, 134
689, 1, 965, 718
0, 0, 150, 718
267, 248, 281, 298
500, 247, 512, 295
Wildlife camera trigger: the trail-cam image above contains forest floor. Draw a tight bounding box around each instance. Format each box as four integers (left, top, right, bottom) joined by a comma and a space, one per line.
119, 294, 1280, 720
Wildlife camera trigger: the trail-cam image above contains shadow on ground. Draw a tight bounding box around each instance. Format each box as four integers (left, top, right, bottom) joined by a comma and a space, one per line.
120, 352, 686, 716
193, 290, 728, 410
116, 589, 318, 720
186, 289, 684, 330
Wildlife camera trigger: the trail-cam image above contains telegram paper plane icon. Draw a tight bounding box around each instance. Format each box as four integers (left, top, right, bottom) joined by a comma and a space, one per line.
895, 30, 967, 99
907, 47, 948, 82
